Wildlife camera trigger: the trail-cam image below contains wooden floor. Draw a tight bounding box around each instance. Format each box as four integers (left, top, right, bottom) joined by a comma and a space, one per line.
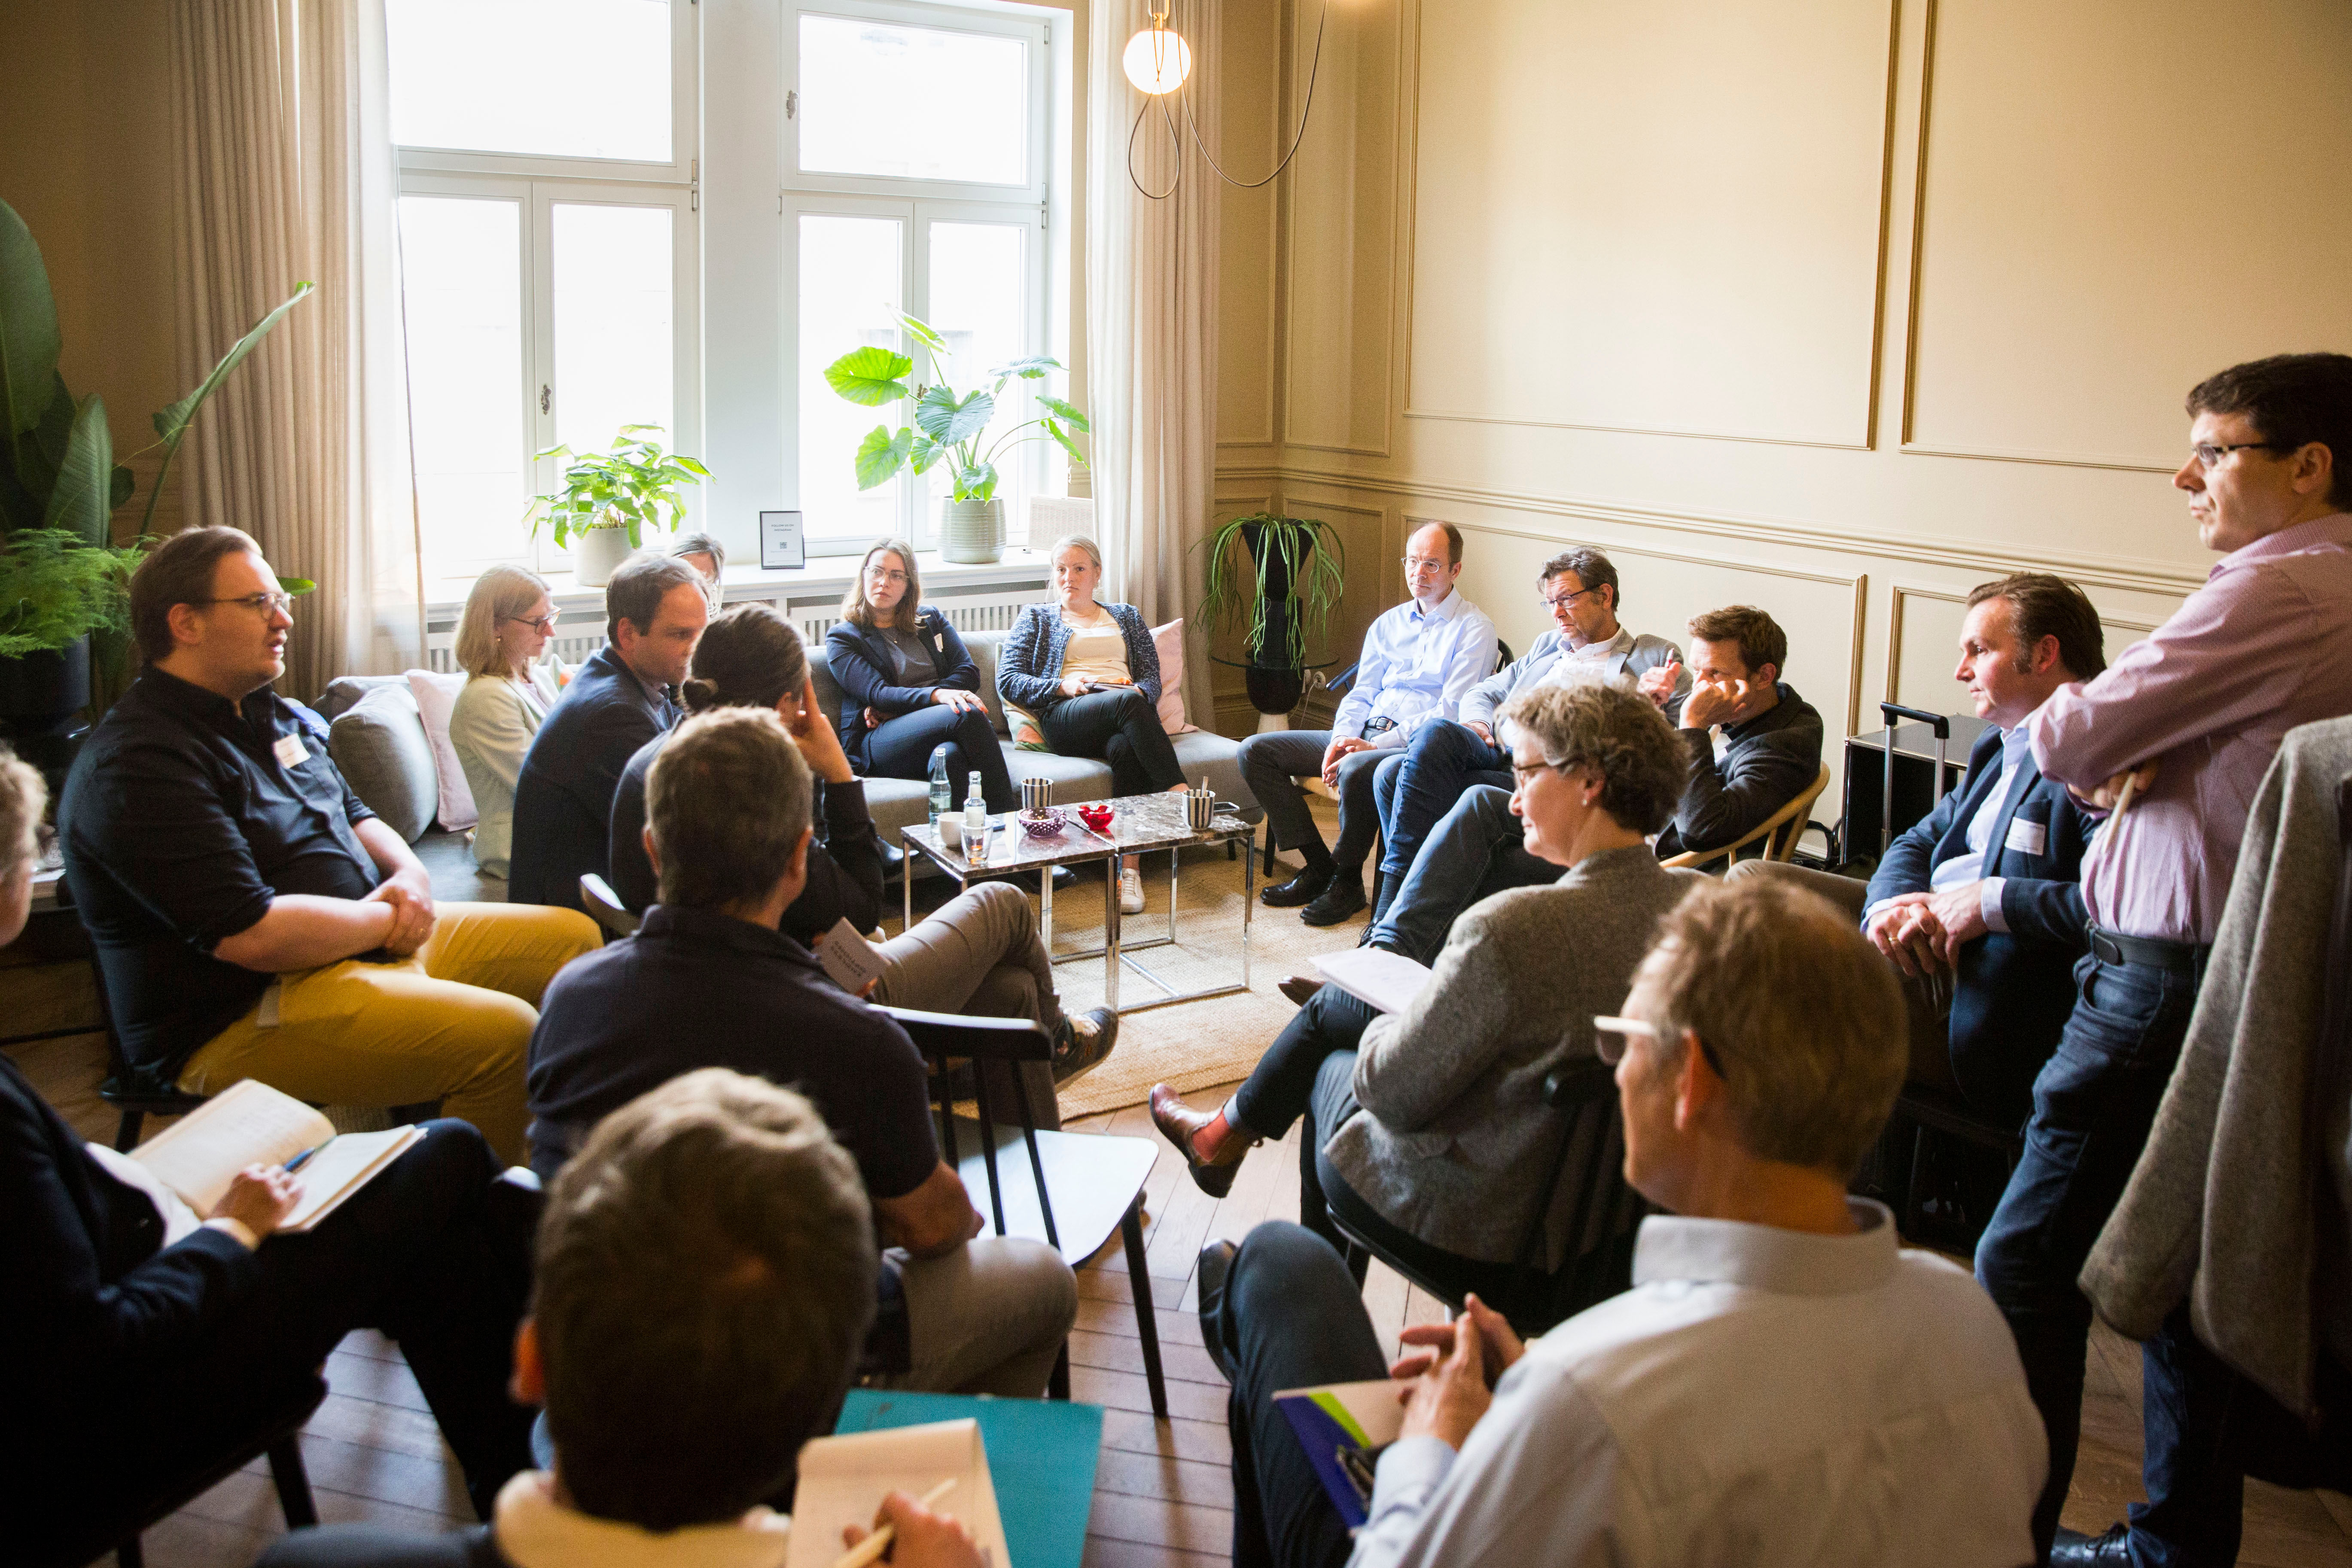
13, 945, 2352, 1565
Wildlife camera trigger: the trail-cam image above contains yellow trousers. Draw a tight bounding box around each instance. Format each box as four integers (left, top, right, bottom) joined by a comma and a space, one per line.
177, 902, 602, 1164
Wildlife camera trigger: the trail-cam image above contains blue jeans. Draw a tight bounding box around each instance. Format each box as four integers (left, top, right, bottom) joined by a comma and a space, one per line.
1374, 719, 1512, 879
1975, 951, 2201, 1562
1367, 784, 1555, 963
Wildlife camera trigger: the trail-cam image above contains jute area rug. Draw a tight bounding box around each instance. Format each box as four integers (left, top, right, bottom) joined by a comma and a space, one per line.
884, 825, 1362, 1120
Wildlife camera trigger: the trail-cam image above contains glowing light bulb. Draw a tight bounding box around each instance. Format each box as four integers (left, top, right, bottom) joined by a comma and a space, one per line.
1122, 24, 1192, 94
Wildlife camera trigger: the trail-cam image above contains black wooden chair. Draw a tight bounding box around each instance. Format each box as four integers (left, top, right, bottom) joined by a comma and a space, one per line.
1882, 1080, 2024, 1243
43, 1373, 326, 1568
1329, 1057, 1645, 1339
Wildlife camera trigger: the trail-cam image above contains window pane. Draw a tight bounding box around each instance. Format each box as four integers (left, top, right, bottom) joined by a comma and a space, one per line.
553, 204, 676, 461
799, 215, 906, 539
398, 196, 526, 585
798, 15, 1027, 186
926, 221, 1031, 525
388, 0, 670, 162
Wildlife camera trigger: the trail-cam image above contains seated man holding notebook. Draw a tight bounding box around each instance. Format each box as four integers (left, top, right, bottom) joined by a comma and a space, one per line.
526, 707, 1076, 1400
1151, 685, 1701, 1304
0, 746, 538, 1552
262, 1069, 997, 1568
1200, 877, 2045, 1568
58, 527, 601, 1165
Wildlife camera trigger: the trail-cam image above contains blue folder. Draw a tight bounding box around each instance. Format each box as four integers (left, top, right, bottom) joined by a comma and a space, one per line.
834, 1390, 1103, 1568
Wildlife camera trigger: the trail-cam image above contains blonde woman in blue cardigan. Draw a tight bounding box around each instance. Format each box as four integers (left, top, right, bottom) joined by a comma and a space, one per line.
446, 565, 567, 877
996, 534, 1188, 793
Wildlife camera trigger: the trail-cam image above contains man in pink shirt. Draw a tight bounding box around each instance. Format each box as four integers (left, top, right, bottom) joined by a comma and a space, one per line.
1978, 352, 2352, 1567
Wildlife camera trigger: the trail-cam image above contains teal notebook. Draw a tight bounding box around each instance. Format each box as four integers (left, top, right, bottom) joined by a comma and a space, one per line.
834, 1390, 1103, 1568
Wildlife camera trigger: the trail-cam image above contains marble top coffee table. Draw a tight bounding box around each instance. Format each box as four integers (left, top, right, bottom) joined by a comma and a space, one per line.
899, 792, 1256, 1013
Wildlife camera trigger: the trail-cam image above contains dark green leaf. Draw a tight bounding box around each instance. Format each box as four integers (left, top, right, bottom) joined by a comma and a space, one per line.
855, 425, 914, 490
1037, 395, 1089, 434
0, 199, 63, 441
151, 282, 314, 446
825, 346, 915, 406
109, 463, 134, 512
42, 393, 112, 547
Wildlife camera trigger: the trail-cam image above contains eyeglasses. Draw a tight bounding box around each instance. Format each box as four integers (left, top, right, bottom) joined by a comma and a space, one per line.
1509, 758, 1561, 788
1541, 586, 1599, 611
1592, 1013, 1729, 1077
200, 591, 294, 617
504, 613, 561, 634
2190, 441, 2286, 468
866, 568, 910, 585
1401, 556, 1448, 575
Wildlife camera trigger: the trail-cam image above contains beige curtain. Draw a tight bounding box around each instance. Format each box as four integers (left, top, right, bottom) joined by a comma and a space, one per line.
1088, 0, 1221, 727
171, 0, 422, 700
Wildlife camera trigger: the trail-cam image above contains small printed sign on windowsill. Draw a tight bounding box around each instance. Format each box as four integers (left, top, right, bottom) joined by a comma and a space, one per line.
759, 510, 806, 570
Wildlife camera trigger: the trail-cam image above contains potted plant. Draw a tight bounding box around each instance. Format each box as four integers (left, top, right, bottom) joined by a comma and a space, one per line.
525, 424, 711, 588
822, 311, 1088, 564
0, 197, 310, 781
1197, 511, 1346, 720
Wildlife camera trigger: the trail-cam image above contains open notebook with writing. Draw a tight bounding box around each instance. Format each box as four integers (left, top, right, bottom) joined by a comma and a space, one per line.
128, 1078, 422, 1233
785, 1418, 1009, 1568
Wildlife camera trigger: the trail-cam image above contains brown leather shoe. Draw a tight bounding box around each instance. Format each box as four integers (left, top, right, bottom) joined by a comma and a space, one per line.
1149, 1084, 1254, 1197
1277, 974, 1320, 1008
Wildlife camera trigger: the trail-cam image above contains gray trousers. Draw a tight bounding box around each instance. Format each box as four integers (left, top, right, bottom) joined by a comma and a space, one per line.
1722, 860, 1960, 1094
871, 880, 1066, 1130
1366, 784, 1555, 963
879, 1235, 1079, 1398
1237, 728, 1399, 873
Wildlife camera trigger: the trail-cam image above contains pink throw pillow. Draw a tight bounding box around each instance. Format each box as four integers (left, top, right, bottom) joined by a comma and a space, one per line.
1151, 619, 1198, 735
405, 669, 479, 831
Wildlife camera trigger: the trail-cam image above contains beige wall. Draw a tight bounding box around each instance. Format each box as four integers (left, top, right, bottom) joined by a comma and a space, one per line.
1215, 0, 2352, 815
0, 0, 183, 536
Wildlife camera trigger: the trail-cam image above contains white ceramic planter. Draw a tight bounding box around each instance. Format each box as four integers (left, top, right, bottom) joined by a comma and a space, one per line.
939, 498, 1004, 564
572, 524, 635, 587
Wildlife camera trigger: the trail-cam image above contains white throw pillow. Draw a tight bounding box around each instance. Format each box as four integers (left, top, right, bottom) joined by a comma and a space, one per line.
405, 668, 479, 831
1150, 618, 1199, 735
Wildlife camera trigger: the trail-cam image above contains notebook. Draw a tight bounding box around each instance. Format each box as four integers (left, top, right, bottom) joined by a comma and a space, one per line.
1310, 947, 1434, 1016
832, 1390, 1102, 1568
785, 1417, 1010, 1568
128, 1078, 423, 1233
1272, 1379, 1409, 1531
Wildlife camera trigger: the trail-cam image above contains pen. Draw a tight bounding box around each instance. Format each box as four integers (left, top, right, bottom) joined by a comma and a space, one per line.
283, 1137, 332, 1174
830, 1475, 959, 1568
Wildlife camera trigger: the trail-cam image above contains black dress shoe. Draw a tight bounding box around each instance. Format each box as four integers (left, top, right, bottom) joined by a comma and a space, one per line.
1197, 1239, 1239, 1382
878, 838, 906, 872
2051, 1524, 2133, 1565
1261, 863, 1334, 907
1300, 877, 1368, 927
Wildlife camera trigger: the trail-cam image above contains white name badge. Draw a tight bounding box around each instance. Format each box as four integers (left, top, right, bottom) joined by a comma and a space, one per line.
2004, 817, 2047, 857
273, 734, 311, 770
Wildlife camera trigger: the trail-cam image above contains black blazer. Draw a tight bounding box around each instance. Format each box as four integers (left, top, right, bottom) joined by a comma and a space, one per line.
1866, 724, 2097, 1122
507, 645, 680, 911
824, 607, 983, 770
1654, 684, 1826, 860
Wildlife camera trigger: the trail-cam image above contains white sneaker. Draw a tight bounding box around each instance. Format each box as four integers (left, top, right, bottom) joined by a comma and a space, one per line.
1119, 864, 1146, 914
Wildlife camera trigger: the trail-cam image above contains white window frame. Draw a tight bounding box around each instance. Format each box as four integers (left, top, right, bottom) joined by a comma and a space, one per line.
782, 0, 1054, 556
392, 2, 702, 592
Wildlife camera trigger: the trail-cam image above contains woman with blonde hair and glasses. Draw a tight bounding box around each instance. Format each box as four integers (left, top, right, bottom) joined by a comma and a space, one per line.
447, 565, 568, 878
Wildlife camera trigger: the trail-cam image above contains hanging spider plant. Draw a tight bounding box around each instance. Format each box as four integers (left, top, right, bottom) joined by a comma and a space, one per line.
1197, 511, 1345, 670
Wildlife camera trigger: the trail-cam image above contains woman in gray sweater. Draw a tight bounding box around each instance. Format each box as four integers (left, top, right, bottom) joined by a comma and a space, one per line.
1152, 682, 1700, 1302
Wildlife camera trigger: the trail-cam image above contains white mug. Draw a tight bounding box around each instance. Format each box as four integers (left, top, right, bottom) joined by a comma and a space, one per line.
938, 815, 963, 852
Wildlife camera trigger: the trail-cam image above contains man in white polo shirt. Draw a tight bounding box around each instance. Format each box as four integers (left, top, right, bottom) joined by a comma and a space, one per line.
1240, 521, 1497, 928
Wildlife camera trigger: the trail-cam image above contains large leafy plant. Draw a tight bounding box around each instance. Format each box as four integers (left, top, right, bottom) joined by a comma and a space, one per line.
1198, 512, 1347, 670
824, 311, 1088, 502
525, 424, 711, 548
0, 197, 312, 656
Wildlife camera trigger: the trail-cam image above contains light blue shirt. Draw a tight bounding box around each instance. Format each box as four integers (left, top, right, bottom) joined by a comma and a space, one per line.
1350, 1200, 2044, 1568
1331, 588, 1498, 748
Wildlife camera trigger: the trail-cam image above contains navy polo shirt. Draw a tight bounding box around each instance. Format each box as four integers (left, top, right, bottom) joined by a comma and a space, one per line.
59, 668, 384, 1088
524, 903, 938, 1199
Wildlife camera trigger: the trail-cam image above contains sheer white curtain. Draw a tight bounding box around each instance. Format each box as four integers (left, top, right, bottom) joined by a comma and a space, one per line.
1087, 0, 1220, 725
171, 0, 422, 697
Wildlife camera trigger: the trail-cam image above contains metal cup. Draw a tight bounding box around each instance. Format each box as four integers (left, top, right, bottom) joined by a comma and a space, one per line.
1021, 777, 1053, 816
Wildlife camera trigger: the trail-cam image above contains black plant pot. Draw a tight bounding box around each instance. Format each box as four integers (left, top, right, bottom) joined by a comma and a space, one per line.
1244, 664, 1306, 715
0, 636, 93, 793
1240, 519, 1310, 716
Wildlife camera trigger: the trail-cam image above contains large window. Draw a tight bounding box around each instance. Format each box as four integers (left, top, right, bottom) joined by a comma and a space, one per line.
388, 0, 698, 591
786, 3, 1056, 553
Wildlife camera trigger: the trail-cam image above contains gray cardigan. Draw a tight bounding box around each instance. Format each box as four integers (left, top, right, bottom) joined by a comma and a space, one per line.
2081, 717, 2352, 1420
1459, 627, 1689, 730
1325, 846, 1702, 1269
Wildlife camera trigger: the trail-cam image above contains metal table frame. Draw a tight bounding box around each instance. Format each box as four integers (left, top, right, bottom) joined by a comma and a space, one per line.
899, 801, 1255, 1014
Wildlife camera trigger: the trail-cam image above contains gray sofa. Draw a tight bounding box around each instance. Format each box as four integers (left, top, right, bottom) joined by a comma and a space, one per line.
807, 627, 1259, 844
312, 627, 1259, 906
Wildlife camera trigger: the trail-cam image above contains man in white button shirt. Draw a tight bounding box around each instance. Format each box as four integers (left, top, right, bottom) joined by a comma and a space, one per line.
1242, 522, 1497, 928
1198, 875, 2045, 1568
1731, 573, 2103, 1126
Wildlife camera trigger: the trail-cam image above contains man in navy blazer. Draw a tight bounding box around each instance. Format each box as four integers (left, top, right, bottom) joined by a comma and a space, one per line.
1737, 573, 2103, 1124
508, 554, 708, 911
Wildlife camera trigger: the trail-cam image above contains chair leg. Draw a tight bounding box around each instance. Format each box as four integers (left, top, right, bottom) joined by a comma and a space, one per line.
268, 1436, 319, 1528
1904, 1123, 1931, 1239
117, 1535, 144, 1568
1226, 839, 1237, 861
1048, 1341, 1071, 1401
113, 1108, 144, 1153
1119, 1202, 1169, 1419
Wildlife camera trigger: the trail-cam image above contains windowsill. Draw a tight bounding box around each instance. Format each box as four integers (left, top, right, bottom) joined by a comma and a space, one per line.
422, 545, 1058, 619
